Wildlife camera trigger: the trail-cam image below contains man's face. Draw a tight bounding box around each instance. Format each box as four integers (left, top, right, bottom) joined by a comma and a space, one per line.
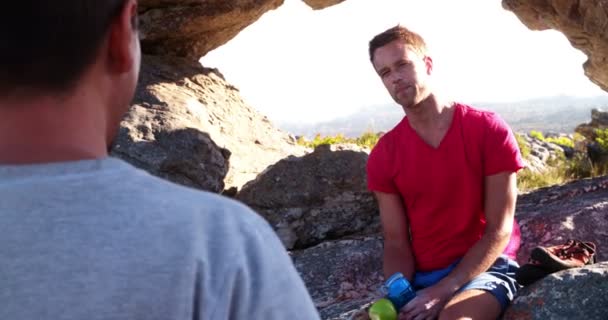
372, 40, 432, 110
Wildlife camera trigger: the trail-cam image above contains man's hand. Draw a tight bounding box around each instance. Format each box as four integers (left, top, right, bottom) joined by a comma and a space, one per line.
398, 283, 453, 320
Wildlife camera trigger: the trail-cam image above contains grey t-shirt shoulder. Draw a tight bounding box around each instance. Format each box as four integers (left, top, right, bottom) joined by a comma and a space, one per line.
0, 157, 320, 320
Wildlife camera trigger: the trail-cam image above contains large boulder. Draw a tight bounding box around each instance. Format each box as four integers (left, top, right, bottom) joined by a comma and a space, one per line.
112, 55, 305, 191
237, 144, 379, 249
291, 236, 383, 320
138, 0, 350, 59
515, 175, 608, 265
502, 0, 608, 91
112, 105, 230, 193
138, 0, 283, 58
575, 108, 608, 140
504, 262, 608, 320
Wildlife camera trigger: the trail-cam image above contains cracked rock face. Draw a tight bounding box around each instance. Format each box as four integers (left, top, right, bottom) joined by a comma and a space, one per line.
503, 0, 608, 92
138, 0, 284, 58
112, 55, 305, 191
236, 144, 379, 250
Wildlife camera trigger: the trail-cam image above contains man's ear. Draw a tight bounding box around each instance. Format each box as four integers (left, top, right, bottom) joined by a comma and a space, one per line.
423, 56, 433, 75
107, 0, 138, 74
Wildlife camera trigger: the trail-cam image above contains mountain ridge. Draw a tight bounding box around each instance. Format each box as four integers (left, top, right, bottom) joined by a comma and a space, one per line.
280, 95, 608, 138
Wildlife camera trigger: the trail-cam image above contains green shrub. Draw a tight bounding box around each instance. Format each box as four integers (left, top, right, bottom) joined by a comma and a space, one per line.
297, 132, 382, 149
355, 131, 381, 149
518, 150, 602, 193
515, 133, 530, 159
529, 130, 545, 141
545, 136, 574, 148
595, 128, 608, 151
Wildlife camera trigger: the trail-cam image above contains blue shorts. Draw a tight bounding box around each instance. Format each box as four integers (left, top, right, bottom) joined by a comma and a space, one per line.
412, 255, 520, 311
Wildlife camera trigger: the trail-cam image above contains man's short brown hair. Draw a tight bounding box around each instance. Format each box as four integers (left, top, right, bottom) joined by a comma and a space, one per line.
368, 25, 428, 62
0, 0, 133, 97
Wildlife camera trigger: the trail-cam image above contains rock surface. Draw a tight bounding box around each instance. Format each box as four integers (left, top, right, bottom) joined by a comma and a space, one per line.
515, 175, 608, 265
139, 0, 283, 58
112, 55, 305, 191
504, 262, 608, 320
575, 108, 608, 140
291, 236, 383, 320
237, 144, 379, 249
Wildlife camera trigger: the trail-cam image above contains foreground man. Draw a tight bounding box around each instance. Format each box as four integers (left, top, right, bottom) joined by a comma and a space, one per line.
0, 1, 320, 319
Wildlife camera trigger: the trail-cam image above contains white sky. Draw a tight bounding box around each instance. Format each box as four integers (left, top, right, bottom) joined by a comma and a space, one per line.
202, 0, 608, 124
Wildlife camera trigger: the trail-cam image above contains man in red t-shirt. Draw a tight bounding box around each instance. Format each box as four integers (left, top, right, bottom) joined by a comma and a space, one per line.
367, 25, 525, 320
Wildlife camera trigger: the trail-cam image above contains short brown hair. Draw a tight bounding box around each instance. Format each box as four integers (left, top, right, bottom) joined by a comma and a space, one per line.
368, 25, 428, 62
0, 0, 133, 97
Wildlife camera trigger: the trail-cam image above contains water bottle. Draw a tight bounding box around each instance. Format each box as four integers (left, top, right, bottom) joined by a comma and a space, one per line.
383, 272, 416, 310
368, 272, 416, 320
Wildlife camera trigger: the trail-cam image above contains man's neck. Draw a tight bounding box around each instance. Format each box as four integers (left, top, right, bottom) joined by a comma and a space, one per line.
0, 97, 109, 165
405, 93, 452, 130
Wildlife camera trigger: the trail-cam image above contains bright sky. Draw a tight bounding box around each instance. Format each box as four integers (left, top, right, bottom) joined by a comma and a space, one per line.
202, 0, 608, 124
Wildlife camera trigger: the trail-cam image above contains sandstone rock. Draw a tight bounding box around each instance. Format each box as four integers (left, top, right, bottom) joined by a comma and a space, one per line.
503, 0, 608, 91
515, 175, 608, 265
112, 106, 230, 193
237, 144, 379, 249
290, 236, 383, 319
112, 54, 305, 191
504, 262, 608, 320
576, 108, 608, 140
138, 0, 283, 58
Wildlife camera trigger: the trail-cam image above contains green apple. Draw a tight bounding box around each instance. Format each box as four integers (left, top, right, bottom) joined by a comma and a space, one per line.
368, 298, 397, 320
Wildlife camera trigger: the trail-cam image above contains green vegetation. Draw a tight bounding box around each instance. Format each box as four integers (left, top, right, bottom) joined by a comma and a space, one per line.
297, 131, 381, 149
517, 167, 568, 193
529, 130, 545, 141
545, 136, 574, 148
527, 130, 574, 148
517, 130, 607, 193
515, 133, 530, 159
355, 131, 382, 149
595, 128, 608, 151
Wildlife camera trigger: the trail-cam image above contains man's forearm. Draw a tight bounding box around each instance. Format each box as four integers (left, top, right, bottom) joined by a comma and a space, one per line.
436, 172, 519, 293
383, 243, 415, 281
436, 229, 511, 293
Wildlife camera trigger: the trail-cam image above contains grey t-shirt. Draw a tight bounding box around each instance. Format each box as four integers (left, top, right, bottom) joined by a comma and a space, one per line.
0, 157, 320, 319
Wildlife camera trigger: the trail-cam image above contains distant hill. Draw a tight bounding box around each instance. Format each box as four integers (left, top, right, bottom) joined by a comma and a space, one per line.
279, 95, 608, 138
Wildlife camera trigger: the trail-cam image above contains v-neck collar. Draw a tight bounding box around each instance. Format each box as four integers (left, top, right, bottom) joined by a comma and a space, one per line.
404, 103, 461, 150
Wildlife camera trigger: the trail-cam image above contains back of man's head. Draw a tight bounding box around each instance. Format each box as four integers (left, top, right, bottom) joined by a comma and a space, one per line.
0, 1, 130, 98
368, 25, 428, 62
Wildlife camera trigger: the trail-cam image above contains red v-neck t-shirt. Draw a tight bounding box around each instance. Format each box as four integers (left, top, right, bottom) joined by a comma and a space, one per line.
367, 103, 525, 271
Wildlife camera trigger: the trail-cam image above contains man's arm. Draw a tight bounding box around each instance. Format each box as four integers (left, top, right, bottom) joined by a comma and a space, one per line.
437, 171, 518, 293
374, 191, 415, 281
